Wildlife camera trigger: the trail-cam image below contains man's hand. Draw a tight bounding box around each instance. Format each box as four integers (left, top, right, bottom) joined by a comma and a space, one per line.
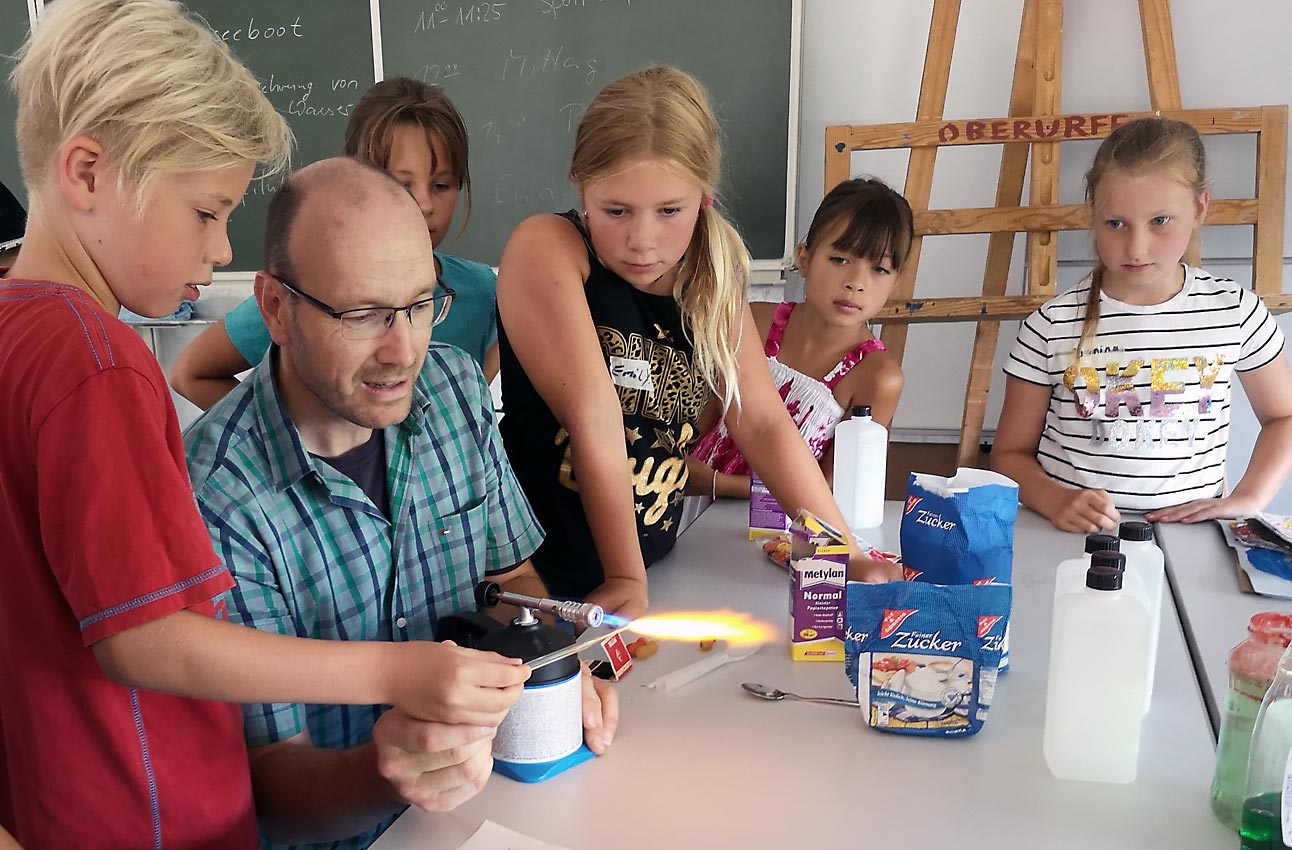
580, 662, 619, 754
585, 577, 649, 620
372, 709, 495, 813
387, 640, 529, 726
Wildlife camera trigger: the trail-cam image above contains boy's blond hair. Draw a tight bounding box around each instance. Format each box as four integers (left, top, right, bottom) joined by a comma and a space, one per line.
12, 0, 293, 211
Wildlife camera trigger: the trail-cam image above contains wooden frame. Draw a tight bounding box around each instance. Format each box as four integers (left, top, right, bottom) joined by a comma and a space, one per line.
823, 0, 1289, 466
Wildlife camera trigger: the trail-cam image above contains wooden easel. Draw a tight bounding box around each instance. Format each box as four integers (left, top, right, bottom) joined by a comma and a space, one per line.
825, 0, 1289, 468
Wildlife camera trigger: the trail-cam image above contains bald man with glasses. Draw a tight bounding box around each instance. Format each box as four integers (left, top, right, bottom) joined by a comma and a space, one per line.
182, 158, 617, 850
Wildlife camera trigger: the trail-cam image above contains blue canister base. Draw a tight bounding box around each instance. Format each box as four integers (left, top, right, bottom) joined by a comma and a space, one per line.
493, 743, 595, 783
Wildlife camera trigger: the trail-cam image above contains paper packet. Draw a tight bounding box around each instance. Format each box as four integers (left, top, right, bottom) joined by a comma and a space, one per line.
845, 580, 1011, 737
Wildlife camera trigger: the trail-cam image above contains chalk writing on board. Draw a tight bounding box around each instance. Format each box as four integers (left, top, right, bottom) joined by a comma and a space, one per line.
415, 63, 463, 84
244, 174, 287, 198
538, 0, 631, 21
503, 46, 599, 86
213, 17, 304, 42
415, 2, 507, 32
262, 75, 313, 99
559, 103, 584, 133
493, 172, 573, 209
255, 73, 356, 119
480, 116, 528, 146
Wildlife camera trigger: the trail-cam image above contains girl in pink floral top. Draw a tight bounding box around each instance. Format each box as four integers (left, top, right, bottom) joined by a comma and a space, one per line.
689, 178, 913, 498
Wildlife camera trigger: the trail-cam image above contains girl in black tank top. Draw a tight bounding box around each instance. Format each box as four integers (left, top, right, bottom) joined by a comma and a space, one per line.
496, 66, 901, 618
499, 212, 709, 599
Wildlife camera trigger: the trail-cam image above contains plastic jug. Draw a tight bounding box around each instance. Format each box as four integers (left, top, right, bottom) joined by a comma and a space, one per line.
832, 404, 887, 530
1119, 521, 1164, 715
1054, 533, 1120, 600
1043, 558, 1152, 783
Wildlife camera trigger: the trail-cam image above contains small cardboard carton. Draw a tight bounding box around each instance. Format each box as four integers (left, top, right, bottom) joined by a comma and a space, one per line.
748, 471, 789, 540
790, 510, 848, 662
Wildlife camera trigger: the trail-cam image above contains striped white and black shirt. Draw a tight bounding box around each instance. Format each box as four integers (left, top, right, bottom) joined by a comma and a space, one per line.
1004, 266, 1285, 510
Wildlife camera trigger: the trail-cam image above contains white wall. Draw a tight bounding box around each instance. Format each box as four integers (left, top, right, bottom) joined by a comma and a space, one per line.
797, 0, 1292, 511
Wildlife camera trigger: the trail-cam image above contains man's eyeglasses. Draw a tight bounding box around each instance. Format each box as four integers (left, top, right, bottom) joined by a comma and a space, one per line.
272, 274, 454, 341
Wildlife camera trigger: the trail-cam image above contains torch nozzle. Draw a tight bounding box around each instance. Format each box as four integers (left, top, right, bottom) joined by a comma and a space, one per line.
474, 581, 605, 630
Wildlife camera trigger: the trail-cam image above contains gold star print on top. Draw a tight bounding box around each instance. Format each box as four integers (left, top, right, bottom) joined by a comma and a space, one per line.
553, 323, 708, 528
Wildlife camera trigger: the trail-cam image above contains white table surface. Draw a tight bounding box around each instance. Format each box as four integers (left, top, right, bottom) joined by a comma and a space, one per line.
373, 501, 1229, 850
1155, 519, 1292, 736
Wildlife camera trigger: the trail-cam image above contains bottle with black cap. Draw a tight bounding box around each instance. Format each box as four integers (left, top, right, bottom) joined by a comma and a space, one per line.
832, 404, 887, 529
1044, 552, 1152, 783
1119, 520, 1164, 716
1054, 533, 1120, 602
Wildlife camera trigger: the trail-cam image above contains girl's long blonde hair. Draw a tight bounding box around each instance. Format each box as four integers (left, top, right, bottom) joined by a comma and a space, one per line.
1077, 116, 1207, 360
570, 65, 750, 413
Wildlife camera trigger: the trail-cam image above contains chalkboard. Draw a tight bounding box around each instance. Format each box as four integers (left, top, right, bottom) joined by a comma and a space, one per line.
1, 1, 32, 212
184, 0, 377, 270
379, 0, 796, 267
179, 0, 795, 273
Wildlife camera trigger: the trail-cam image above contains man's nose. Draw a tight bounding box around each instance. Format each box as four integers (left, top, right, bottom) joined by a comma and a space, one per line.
374, 311, 420, 367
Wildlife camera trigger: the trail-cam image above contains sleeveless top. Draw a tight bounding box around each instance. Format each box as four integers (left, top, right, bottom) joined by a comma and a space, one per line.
498, 212, 711, 599
691, 301, 885, 475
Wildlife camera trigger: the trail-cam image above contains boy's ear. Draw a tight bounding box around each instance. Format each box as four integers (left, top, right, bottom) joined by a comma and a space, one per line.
58, 135, 107, 212
255, 271, 291, 347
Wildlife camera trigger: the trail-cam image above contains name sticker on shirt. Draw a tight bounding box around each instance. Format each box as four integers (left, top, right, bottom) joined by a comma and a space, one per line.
609, 356, 654, 393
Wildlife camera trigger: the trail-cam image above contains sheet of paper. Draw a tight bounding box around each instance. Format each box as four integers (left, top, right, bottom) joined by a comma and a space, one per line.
1220, 522, 1292, 599
455, 820, 574, 850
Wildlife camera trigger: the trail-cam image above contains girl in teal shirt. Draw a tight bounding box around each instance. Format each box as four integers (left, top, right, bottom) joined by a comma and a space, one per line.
170, 77, 499, 409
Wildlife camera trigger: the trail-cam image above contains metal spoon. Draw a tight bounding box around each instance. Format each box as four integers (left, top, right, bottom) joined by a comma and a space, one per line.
741, 682, 859, 707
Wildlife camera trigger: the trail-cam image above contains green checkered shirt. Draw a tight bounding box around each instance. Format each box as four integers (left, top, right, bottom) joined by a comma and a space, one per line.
184, 343, 543, 850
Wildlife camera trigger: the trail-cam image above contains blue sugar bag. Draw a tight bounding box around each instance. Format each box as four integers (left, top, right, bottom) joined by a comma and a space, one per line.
845, 580, 1011, 737
900, 468, 1018, 586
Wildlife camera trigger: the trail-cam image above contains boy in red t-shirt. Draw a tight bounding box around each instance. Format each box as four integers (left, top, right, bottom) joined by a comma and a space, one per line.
0, 2, 531, 848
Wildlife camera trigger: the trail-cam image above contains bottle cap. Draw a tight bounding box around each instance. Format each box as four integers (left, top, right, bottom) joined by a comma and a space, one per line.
1090, 550, 1126, 571
1086, 564, 1124, 591
1119, 521, 1154, 542
852, 405, 872, 418
1084, 533, 1120, 554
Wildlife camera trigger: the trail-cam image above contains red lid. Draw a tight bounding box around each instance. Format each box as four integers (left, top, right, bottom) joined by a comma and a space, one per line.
1250, 612, 1292, 648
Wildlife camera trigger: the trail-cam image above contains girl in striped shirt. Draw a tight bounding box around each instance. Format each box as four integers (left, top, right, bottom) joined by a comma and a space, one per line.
993, 116, 1292, 533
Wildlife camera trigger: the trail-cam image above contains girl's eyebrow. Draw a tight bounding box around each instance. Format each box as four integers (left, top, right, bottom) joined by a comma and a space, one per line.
601, 197, 690, 207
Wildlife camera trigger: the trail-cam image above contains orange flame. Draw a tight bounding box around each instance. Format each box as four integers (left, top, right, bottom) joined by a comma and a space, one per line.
625, 610, 776, 645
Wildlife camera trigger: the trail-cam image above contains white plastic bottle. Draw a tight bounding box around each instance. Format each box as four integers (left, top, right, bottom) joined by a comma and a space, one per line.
1056, 538, 1151, 615
1054, 533, 1120, 601
832, 405, 887, 530
1044, 557, 1152, 783
1119, 521, 1164, 716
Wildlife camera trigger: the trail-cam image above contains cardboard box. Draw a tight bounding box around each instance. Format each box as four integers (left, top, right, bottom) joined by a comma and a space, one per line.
748, 471, 789, 539
790, 510, 848, 662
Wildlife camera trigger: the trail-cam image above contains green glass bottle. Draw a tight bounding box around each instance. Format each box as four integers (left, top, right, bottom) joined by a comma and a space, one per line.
1214, 613, 1292, 830
1241, 641, 1292, 849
